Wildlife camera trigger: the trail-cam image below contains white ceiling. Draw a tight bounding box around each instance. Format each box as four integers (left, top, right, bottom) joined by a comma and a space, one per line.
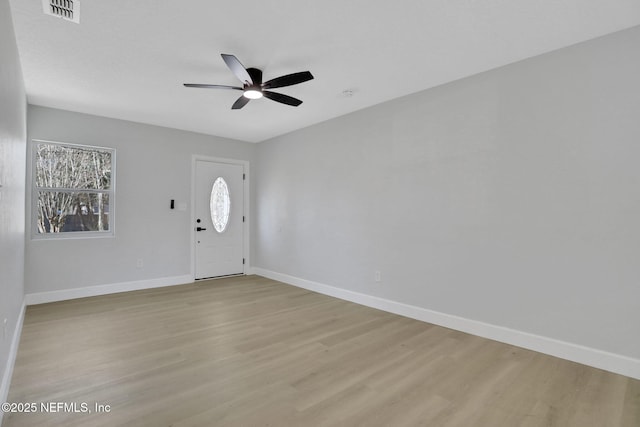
9, 0, 640, 143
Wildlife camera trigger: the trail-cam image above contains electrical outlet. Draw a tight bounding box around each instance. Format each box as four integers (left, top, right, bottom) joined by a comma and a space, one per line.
374, 270, 381, 282
136, 259, 143, 268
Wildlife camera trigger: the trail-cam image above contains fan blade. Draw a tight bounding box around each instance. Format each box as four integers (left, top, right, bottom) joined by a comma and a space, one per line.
246, 68, 263, 85
221, 54, 253, 85
263, 91, 303, 107
231, 95, 250, 110
184, 84, 243, 90
263, 71, 314, 89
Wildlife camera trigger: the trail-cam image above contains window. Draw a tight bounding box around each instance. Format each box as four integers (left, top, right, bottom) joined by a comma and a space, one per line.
33, 140, 115, 237
210, 177, 230, 233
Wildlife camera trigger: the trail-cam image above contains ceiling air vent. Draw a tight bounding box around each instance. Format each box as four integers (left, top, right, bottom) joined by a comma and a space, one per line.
42, 0, 80, 23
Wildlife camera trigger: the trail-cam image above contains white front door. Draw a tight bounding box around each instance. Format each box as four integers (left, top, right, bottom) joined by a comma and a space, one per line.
194, 160, 244, 279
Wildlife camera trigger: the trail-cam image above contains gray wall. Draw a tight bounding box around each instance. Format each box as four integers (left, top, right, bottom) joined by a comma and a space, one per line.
26, 106, 256, 294
255, 26, 640, 360
0, 0, 26, 400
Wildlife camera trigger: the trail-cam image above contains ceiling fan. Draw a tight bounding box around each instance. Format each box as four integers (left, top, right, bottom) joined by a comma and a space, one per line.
184, 54, 314, 110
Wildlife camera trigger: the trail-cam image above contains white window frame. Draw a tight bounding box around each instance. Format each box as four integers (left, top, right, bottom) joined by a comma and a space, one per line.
31, 139, 116, 239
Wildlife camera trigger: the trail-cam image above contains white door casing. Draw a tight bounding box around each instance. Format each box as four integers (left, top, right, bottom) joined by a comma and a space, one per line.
194, 160, 244, 279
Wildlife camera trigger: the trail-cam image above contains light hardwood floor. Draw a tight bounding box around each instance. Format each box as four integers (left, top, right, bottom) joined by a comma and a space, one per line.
4, 275, 639, 426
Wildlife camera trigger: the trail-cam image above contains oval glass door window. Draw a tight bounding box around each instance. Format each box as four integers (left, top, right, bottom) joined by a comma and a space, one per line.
210, 177, 231, 233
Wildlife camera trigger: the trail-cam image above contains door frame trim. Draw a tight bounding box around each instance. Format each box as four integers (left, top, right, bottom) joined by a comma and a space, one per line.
191, 155, 250, 281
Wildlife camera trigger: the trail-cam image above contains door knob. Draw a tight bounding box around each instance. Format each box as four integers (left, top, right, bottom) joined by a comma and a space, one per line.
196, 227, 207, 231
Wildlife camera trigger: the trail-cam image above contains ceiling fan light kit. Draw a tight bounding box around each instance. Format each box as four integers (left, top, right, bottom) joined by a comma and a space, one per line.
243, 88, 263, 99
184, 54, 314, 109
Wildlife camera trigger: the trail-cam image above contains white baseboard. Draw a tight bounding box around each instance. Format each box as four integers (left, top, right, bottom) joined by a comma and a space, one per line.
0, 298, 26, 426
252, 268, 640, 380
24, 275, 193, 305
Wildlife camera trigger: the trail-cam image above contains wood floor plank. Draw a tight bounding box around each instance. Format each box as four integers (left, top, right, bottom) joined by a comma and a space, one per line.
3, 275, 639, 426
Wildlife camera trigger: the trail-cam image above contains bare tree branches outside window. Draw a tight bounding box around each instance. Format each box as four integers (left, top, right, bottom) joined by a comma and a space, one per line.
34, 142, 114, 234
